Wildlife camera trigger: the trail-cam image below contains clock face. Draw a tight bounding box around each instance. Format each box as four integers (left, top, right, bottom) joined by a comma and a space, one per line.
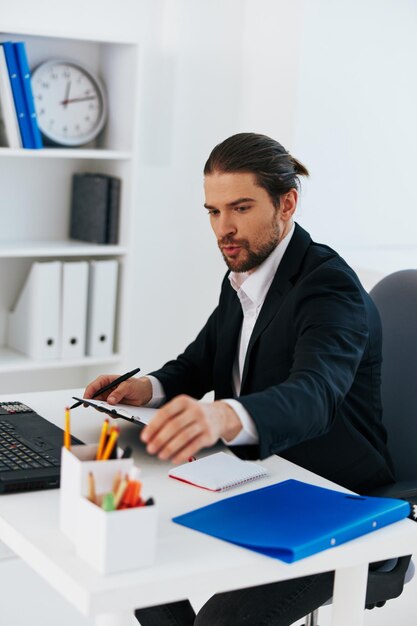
31, 60, 107, 147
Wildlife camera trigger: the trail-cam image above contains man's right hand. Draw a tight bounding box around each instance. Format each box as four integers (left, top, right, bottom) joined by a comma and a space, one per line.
83, 375, 153, 407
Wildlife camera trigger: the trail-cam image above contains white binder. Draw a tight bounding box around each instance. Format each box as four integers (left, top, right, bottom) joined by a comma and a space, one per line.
86, 260, 118, 357
61, 261, 89, 359
0, 46, 22, 148
7, 261, 61, 360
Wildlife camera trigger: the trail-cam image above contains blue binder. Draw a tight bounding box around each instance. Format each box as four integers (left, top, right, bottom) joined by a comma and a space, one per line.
173, 479, 410, 562
1, 41, 34, 149
14, 42, 43, 149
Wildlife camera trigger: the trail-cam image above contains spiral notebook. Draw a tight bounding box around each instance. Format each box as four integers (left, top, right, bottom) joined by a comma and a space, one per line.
168, 452, 268, 491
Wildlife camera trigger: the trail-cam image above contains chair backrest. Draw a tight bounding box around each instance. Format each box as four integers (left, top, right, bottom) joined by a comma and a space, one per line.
370, 269, 417, 481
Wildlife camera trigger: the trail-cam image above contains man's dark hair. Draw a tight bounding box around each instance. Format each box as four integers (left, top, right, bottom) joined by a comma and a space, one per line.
204, 132, 309, 207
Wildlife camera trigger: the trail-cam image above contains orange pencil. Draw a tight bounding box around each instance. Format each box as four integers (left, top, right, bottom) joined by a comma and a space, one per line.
64, 406, 71, 450
96, 419, 109, 460
100, 426, 120, 460
119, 481, 135, 508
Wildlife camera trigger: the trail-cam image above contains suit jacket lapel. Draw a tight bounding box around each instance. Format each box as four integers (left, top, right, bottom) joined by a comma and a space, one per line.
240, 223, 312, 391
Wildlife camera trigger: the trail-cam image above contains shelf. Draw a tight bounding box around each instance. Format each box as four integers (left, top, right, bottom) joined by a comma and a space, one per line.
0, 347, 122, 373
0, 240, 128, 258
0, 148, 133, 160
0, 21, 139, 390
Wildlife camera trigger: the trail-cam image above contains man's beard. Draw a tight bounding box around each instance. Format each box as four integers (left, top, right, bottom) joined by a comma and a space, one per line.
219, 224, 281, 273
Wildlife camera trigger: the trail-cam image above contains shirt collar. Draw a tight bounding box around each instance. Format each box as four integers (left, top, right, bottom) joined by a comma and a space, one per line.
228, 222, 295, 308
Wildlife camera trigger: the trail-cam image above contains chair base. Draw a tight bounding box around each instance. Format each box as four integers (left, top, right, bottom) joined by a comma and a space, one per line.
301, 609, 319, 626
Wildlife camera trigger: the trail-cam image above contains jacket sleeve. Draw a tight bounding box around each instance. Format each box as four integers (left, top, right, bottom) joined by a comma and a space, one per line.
237, 264, 371, 459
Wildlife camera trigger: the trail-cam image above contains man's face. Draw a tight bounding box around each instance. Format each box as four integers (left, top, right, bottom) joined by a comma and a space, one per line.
204, 171, 294, 273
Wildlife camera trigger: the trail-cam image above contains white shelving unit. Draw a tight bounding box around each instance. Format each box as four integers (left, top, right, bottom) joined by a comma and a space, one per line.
0, 23, 140, 391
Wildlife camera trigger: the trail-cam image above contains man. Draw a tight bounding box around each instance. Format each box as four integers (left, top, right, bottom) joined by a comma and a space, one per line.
85, 133, 395, 625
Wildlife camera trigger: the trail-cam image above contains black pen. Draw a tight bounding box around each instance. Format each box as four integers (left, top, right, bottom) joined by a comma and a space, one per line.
70, 367, 141, 410
121, 445, 133, 459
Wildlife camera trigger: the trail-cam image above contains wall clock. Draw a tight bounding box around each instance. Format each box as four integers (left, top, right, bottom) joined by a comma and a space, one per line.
31, 59, 107, 147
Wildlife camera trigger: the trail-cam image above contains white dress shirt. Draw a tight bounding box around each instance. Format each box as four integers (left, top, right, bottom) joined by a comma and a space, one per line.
147, 223, 295, 446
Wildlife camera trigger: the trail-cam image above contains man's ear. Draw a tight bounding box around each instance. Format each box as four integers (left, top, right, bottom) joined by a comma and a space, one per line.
279, 189, 298, 221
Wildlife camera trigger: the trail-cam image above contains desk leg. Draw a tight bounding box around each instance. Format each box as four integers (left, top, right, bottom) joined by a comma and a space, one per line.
95, 611, 138, 626
331, 563, 368, 626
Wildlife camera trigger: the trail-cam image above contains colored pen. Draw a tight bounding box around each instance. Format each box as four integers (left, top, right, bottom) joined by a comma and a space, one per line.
100, 426, 120, 460
126, 479, 142, 507
70, 367, 141, 409
119, 482, 135, 508
96, 419, 109, 460
102, 492, 116, 512
64, 406, 71, 450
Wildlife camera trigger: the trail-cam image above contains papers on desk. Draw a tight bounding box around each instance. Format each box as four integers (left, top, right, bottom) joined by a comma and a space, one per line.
72, 397, 156, 426
173, 479, 410, 562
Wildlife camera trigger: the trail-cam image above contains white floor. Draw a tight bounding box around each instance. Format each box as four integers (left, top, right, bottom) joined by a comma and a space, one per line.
1, 555, 416, 626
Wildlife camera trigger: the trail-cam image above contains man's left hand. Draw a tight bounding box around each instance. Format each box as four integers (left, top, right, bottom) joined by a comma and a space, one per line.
140, 395, 242, 464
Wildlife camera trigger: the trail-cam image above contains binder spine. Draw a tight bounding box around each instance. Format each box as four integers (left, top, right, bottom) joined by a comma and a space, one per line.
7, 261, 61, 360
2, 41, 34, 149
14, 42, 43, 149
0, 46, 22, 148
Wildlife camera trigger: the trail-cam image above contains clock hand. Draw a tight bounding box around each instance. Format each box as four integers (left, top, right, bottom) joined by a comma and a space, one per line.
63, 81, 71, 109
60, 95, 97, 105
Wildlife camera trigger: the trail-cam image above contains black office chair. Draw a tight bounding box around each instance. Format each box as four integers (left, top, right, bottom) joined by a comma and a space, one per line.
303, 269, 417, 626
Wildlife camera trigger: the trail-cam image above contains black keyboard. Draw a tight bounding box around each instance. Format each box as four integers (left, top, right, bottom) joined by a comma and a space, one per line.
0, 401, 34, 415
0, 419, 60, 472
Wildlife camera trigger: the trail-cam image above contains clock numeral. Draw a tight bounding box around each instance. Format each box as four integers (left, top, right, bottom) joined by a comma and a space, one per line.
41, 81, 49, 89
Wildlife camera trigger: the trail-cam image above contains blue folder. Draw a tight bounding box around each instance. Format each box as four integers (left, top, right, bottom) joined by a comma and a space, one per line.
14, 42, 43, 149
2, 41, 34, 148
173, 479, 410, 562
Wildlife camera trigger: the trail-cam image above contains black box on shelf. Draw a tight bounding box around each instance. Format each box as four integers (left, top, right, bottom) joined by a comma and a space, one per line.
70, 173, 121, 245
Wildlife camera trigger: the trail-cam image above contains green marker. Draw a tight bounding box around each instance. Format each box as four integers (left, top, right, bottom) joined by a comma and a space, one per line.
102, 492, 116, 512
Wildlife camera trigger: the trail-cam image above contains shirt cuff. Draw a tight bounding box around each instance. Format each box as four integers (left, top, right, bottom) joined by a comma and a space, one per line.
145, 375, 166, 408
221, 399, 259, 445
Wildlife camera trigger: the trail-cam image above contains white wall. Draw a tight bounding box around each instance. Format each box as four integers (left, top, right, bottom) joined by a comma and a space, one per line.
127, 0, 247, 373
128, 0, 417, 374
292, 0, 417, 287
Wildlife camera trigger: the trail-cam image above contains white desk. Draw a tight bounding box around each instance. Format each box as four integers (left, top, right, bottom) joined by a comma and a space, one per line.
0, 389, 416, 626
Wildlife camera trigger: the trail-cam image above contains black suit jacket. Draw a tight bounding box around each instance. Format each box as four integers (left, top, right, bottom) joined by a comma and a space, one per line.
150, 224, 394, 493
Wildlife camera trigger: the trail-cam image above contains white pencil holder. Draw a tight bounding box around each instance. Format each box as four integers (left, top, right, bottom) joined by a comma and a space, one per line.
75, 495, 158, 574
59, 444, 133, 543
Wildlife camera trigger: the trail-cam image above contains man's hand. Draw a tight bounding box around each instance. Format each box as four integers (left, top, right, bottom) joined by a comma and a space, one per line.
83, 375, 153, 406
140, 395, 242, 464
